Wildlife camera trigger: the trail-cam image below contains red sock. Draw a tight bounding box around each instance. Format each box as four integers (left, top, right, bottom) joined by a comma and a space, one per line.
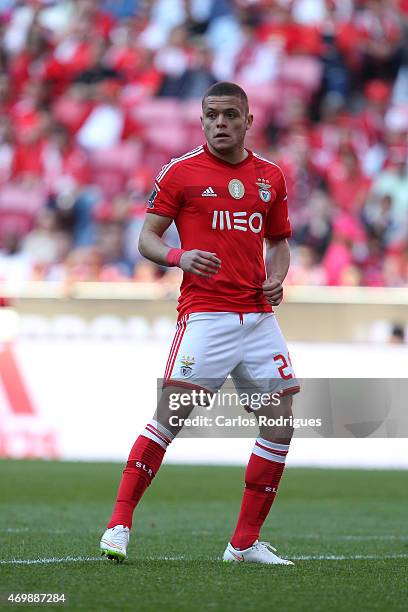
231, 438, 290, 550
107, 420, 174, 529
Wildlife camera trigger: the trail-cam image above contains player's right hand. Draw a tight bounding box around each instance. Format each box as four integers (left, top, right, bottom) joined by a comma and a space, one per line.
179, 250, 221, 278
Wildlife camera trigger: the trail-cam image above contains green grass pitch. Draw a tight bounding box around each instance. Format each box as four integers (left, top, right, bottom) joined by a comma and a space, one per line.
0, 460, 407, 611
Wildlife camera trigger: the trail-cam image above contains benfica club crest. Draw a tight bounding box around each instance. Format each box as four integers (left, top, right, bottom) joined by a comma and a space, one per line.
180, 355, 195, 378
256, 179, 271, 203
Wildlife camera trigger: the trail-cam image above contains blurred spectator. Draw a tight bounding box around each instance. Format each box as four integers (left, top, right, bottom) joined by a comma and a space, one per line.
233, 21, 281, 87
95, 220, 133, 278
139, 0, 188, 50
338, 263, 363, 286
21, 208, 72, 279
286, 244, 327, 285
315, 1, 351, 102
157, 38, 216, 99
73, 36, 122, 85
362, 194, 396, 246
389, 323, 405, 344
155, 25, 194, 96
64, 246, 103, 282
382, 250, 407, 287
77, 79, 139, 150
8, 19, 51, 96
309, 93, 347, 172
369, 146, 408, 245
357, 0, 403, 84
0, 74, 12, 115
322, 214, 366, 285
358, 80, 390, 146
52, 82, 94, 135
360, 234, 386, 286
133, 259, 161, 282
294, 189, 333, 258
326, 145, 371, 213
0, 116, 14, 184
41, 123, 90, 196
102, 1, 139, 21
0, 232, 32, 282
278, 130, 323, 227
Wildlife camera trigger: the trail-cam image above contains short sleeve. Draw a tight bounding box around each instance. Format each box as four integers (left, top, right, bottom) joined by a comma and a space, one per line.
264, 168, 292, 241
146, 165, 183, 219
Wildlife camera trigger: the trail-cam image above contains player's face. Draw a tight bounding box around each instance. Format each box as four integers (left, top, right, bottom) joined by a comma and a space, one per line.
201, 96, 253, 154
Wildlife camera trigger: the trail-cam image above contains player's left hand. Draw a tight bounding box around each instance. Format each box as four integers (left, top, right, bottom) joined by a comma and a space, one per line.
262, 278, 283, 306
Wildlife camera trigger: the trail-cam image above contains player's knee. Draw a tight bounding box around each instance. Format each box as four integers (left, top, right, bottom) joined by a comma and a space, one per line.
257, 394, 294, 443
156, 385, 197, 437
258, 426, 293, 445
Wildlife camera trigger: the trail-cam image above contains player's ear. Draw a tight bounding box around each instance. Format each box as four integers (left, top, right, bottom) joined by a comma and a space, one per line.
200, 115, 204, 131
246, 113, 254, 130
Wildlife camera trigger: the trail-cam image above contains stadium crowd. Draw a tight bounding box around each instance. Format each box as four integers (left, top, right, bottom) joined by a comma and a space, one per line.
0, 0, 407, 287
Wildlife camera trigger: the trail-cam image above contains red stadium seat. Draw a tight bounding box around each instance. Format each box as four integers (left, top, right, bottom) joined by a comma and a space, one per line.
131, 99, 181, 126
89, 141, 142, 172
182, 100, 202, 124
143, 124, 189, 156
89, 169, 126, 199
142, 149, 172, 176
0, 183, 46, 244
0, 210, 34, 245
0, 183, 46, 216
279, 55, 322, 93
52, 95, 93, 135
181, 100, 205, 147
88, 142, 142, 198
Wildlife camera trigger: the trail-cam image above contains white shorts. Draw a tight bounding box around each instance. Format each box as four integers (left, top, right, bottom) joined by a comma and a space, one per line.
163, 312, 300, 396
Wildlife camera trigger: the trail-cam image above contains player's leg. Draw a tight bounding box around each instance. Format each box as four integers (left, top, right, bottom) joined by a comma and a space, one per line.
225, 395, 294, 561
101, 313, 237, 561
100, 385, 198, 561
224, 313, 299, 564
100, 382, 206, 562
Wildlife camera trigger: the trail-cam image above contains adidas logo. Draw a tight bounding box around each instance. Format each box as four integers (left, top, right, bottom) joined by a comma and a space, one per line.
202, 187, 217, 197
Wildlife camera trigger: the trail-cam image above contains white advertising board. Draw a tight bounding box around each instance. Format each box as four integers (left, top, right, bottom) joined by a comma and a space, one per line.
0, 337, 407, 467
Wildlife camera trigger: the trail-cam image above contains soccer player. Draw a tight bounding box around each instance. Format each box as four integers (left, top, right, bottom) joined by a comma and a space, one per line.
100, 82, 300, 565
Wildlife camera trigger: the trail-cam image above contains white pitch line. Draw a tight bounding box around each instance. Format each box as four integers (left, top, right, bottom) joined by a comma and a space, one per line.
1, 553, 408, 565
2, 528, 66, 534
147, 556, 187, 561
291, 553, 408, 561
294, 534, 408, 541
0, 556, 104, 565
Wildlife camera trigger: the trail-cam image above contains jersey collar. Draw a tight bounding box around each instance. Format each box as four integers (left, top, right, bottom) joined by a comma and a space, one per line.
203, 143, 253, 168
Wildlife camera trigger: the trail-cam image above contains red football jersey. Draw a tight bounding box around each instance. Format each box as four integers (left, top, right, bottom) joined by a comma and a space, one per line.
147, 144, 292, 316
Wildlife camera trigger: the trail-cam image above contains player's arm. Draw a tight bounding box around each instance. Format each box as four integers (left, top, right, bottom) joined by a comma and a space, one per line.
262, 238, 290, 306
138, 213, 221, 278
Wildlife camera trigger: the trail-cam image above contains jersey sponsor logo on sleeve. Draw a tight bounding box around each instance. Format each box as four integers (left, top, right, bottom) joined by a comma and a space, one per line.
147, 188, 157, 209
228, 179, 245, 199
